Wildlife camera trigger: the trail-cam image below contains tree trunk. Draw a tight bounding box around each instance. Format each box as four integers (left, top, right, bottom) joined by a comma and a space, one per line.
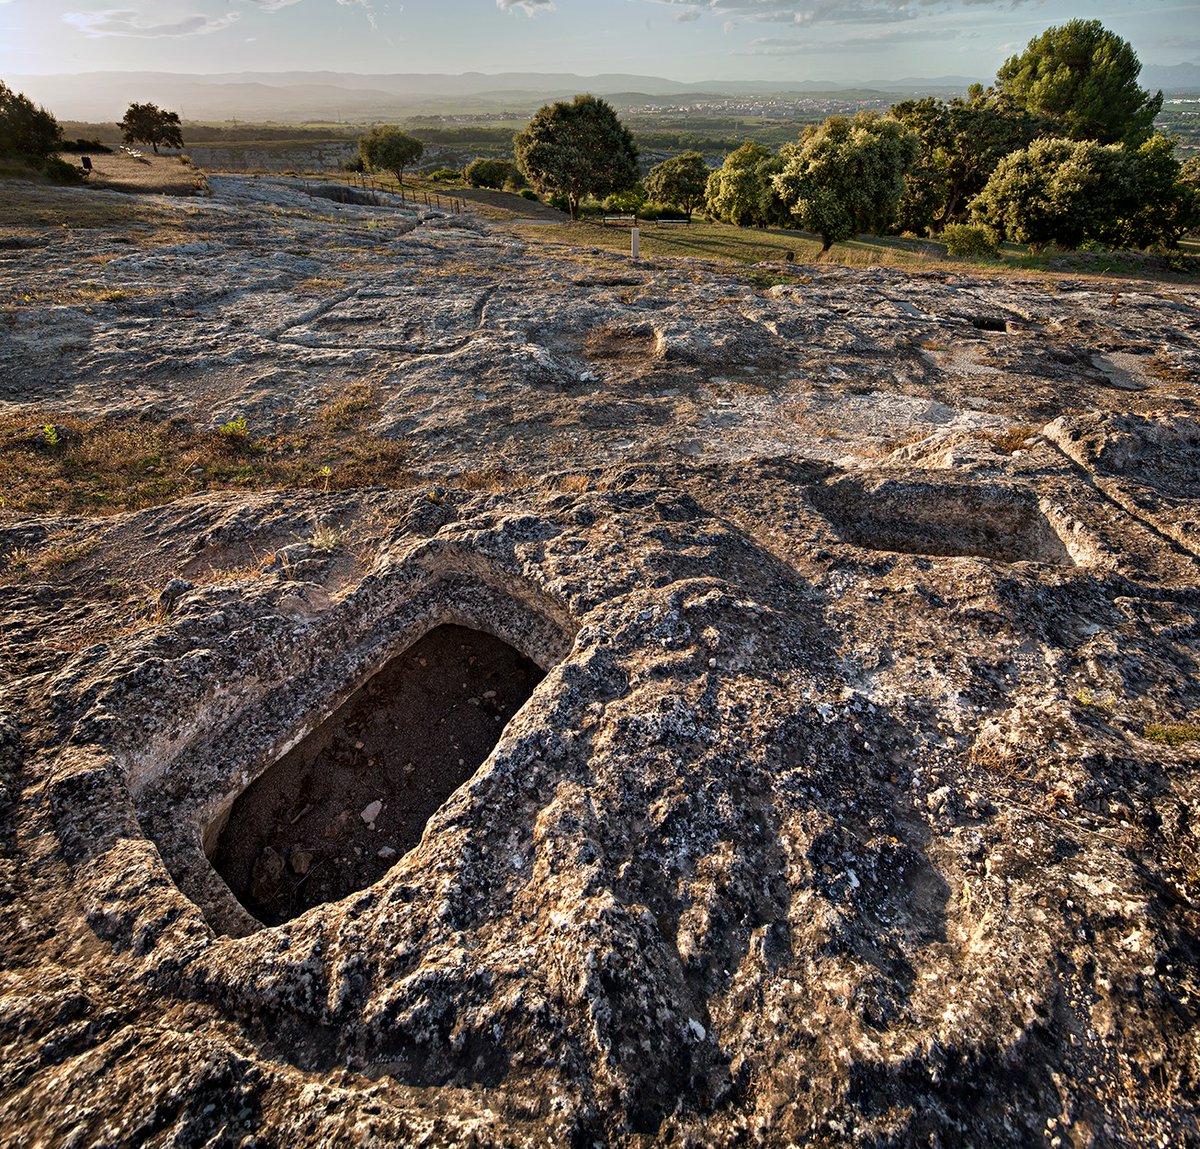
569, 194, 580, 220
821, 236, 834, 253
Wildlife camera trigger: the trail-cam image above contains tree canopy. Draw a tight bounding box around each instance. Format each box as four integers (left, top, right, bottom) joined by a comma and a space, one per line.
0, 81, 62, 162
463, 157, 520, 189
891, 93, 1043, 234
645, 151, 709, 220
971, 133, 1197, 251
704, 142, 787, 229
774, 113, 919, 252
995, 19, 1162, 145
359, 127, 424, 186
119, 103, 184, 154
513, 94, 638, 220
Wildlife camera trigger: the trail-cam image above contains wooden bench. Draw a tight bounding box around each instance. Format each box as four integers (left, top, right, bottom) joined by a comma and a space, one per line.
654, 218, 690, 227
602, 215, 637, 226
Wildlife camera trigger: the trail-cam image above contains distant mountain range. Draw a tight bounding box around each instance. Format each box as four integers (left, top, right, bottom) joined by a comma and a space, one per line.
11, 67, 1198, 124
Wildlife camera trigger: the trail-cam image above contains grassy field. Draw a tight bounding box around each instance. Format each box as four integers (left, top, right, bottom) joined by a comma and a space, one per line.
340, 170, 1200, 282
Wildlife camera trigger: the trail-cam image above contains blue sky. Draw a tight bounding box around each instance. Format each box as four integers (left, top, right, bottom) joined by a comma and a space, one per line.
3, 1, 1196, 81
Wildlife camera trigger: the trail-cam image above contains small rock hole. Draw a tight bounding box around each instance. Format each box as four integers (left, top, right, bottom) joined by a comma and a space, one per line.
208, 624, 544, 925
968, 315, 1009, 332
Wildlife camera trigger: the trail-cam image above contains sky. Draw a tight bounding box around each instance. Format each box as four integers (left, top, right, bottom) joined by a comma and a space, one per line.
2, 0, 1196, 83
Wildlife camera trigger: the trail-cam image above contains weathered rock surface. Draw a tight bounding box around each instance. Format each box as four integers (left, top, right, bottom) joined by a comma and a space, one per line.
0, 177, 1198, 1146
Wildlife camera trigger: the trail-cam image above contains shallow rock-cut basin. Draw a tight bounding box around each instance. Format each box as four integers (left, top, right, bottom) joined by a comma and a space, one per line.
809, 477, 1075, 566
207, 623, 545, 925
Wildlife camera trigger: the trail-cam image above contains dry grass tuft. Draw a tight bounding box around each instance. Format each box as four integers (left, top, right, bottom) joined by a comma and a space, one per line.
0, 400, 413, 516
979, 424, 1041, 454
1, 538, 98, 582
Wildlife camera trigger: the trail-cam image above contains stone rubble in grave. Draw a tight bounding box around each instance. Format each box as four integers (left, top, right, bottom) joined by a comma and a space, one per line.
0, 175, 1197, 1146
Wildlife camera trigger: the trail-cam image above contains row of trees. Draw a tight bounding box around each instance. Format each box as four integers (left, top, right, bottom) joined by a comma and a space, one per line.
695, 20, 1198, 252
0, 84, 186, 173
353, 19, 1190, 255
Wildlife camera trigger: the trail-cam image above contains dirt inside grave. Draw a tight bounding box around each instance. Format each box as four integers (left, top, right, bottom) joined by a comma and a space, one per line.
210, 624, 544, 926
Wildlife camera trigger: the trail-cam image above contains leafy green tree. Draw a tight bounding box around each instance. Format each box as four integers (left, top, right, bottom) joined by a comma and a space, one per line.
605, 182, 647, 214
704, 142, 787, 228
773, 113, 919, 252
973, 133, 1198, 251
0, 81, 63, 162
644, 151, 709, 220
513, 94, 638, 220
463, 157, 517, 189
1182, 156, 1200, 190
119, 103, 184, 154
995, 19, 1162, 145
359, 126, 423, 187
891, 93, 1044, 234
1122, 134, 1200, 247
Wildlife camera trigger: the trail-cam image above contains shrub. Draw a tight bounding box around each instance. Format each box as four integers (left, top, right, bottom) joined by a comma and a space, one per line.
604, 183, 647, 214
942, 223, 999, 257
43, 157, 85, 185
0, 81, 62, 163
341, 155, 365, 173
60, 138, 113, 154
520, 188, 538, 201
464, 157, 516, 188
428, 167, 462, 182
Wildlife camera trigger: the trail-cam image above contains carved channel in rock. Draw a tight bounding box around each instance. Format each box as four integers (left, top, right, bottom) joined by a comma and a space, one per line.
809, 478, 1075, 566
207, 623, 545, 925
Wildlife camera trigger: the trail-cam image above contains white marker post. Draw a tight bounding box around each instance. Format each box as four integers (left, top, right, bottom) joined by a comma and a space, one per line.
631, 226, 640, 260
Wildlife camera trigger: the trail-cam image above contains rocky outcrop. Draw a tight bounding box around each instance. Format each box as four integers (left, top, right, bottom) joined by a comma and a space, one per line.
0, 176, 1197, 1147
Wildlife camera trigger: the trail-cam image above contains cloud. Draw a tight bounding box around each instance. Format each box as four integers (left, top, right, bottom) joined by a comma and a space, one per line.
336, 0, 376, 30
497, 0, 556, 14
62, 8, 240, 38
651, 1, 1039, 26
248, 0, 305, 10
746, 25, 965, 54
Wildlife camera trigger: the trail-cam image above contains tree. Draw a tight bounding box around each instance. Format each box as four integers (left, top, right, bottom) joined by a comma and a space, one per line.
1119, 134, 1199, 248
0, 81, 62, 162
995, 19, 1162, 145
773, 113, 919, 252
972, 133, 1199, 251
513, 94, 638, 220
891, 93, 1044, 234
359, 126, 423, 187
119, 103, 183, 154
464, 157, 519, 189
704, 142, 787, 228
645, 151, 709, 220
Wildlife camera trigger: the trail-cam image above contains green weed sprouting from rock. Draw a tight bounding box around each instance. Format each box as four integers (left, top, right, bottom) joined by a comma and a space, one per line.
1145, 722, 1200, 747
42, 424, 59, 447
218, 414, 249, 439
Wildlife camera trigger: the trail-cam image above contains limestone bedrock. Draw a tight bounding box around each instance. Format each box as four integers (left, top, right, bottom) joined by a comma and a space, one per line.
0, 176, 1197, 1147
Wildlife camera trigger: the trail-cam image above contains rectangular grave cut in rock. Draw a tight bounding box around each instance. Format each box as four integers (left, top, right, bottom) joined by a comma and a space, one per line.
208, 623, 544, 926
810, 479, 1075, 566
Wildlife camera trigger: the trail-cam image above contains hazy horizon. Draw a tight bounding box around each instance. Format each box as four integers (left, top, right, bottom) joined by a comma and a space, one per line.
4, 1, 1196, 86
